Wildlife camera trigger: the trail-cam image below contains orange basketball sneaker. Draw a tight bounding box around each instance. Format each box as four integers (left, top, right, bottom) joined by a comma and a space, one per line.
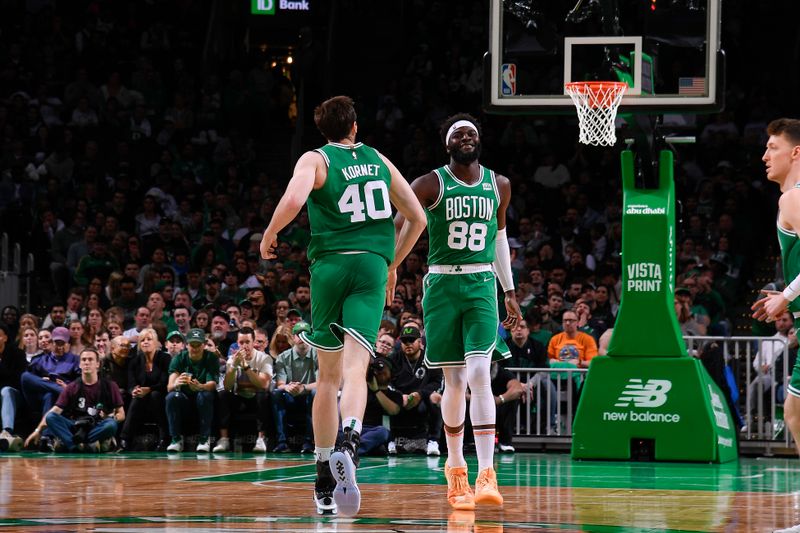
444, 463, 476, 510
474, 467, 503, 506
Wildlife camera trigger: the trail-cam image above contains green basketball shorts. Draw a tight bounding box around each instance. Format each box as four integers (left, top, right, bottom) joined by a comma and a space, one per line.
422, 265, 511, 368
788, 316, 800, 398
298, 252, 388, 355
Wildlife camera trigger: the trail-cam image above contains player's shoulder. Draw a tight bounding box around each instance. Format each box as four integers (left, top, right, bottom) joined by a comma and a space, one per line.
491, 171, 511, 188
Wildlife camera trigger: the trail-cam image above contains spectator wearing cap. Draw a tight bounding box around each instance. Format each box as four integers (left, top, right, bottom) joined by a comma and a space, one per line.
119, 328, 171, 451
286, 308, 303, 329
20, 326, 80, 419
210, 310, 235, 360
192, 275, 221, 309
382, 293, 406, 327
271, 321, 317, 453
0, 323, 27, 450
165, 328, 219, 453
215, 326, 273, 453
165, 330, 186, 357
387, 324, 444, 455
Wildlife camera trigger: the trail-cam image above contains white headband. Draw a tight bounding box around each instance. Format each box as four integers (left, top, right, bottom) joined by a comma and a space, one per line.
446, 120, 478, 144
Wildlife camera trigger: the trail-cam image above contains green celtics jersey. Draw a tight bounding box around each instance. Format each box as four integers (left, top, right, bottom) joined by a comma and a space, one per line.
307, 142, 395, 264
778, 184, 800, 314
426, 165, 499, 265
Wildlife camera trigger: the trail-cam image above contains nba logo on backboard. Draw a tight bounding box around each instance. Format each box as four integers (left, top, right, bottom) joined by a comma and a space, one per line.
501, 63, 516, 96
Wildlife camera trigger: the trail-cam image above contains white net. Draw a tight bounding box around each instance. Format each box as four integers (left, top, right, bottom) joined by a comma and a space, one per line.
565, 82, 627, 146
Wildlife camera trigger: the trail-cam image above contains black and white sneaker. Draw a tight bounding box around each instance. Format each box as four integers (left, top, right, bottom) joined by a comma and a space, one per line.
330, 429, 361, 516
314, 460, 337, 515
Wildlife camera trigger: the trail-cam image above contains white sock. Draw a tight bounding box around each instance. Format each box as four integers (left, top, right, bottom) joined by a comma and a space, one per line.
342, 417, 362, 435
467, 356, 495, 472
442, 368, 467, 467
315, 446, 333, 463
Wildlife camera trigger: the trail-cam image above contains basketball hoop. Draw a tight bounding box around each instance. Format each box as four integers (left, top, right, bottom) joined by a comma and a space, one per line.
565, 81, 627, 146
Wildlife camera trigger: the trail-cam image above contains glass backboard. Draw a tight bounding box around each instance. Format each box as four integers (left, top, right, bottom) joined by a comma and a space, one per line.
486, 0, 724, 114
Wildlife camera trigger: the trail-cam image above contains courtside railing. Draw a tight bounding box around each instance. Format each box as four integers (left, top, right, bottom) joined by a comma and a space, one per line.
508, 335, 794, 456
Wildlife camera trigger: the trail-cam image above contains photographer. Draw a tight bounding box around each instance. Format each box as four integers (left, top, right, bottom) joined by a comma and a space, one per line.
25, 347, 125, 453
354, 356, 402, 456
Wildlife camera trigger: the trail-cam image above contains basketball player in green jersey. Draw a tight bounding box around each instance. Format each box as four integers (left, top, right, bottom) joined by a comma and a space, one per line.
753, 121, 800, 533
260, 96, 426, 517
396, 113, 521, 510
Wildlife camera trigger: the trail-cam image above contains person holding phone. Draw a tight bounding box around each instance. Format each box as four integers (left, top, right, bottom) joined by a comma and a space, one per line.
164, 328, 218, 453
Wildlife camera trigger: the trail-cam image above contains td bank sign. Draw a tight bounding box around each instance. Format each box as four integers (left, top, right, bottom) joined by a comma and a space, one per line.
603, 378, 681, 423
251, 0, 310, 15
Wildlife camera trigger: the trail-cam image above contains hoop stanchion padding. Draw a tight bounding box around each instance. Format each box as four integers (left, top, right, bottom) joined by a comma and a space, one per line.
565, 81, 627, 146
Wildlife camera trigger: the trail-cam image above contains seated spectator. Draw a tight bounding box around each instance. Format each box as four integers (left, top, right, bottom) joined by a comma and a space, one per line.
19, 326, 42, 362
209, 310, 235, 356
94, 330, 111, 359
215, 327, 272, 453
507, 319, 557, 432
123, 306, 152, 345
165, 330, 186, 357
388, 324, 443, 456
119, 328, 171, 451
547, 311, 598, 369
24, 348, 125, 453
68, 319, 91, 355
269, 324, 293, 362
165, 328, 218, 453
354, 355, 401, 456
271, 322, 317, 453
103, 336, 132, 409
41, 302, 68, 331
21, 327, 80, 417
0, 323, 26, 450
375, 332, 396, 357
465, 362, 524, 453
675, 287, 707, 336
743, 310, 793, 431
546, 310, 596, 418
37, 329, 52, 356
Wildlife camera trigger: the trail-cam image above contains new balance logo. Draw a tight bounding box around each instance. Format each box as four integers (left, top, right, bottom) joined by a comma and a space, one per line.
614, 379, 672, 408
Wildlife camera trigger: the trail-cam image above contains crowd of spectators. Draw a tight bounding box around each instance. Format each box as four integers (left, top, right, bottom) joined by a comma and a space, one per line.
0, 0, 790, 452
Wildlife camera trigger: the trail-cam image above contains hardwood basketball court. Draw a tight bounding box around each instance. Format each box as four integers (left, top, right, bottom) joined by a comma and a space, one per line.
1, 451, 799, 531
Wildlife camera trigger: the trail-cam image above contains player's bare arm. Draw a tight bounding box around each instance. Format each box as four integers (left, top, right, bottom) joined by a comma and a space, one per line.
494, 174, 522, 328
753, 188, 800, 321
380, 153, 427, 304
260, 151, 325, 260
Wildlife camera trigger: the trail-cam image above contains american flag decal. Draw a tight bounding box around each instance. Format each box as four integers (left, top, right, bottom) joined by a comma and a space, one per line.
678, 77, 705, 96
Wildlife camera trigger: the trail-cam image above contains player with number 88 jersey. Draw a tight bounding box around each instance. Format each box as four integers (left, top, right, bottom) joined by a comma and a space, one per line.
395, 113, 522, 511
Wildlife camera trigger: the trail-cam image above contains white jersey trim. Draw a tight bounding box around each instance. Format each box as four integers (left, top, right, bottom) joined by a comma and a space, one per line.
429, 169, 445, 211
443, 165, 483, 188
314, 148, 330, 167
